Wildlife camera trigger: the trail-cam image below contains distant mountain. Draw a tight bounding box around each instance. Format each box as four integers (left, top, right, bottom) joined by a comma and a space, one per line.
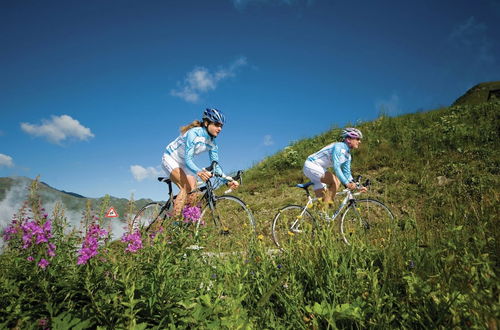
0, 176, 153, 219
452, 81, 500, 106
40, 181, 87, 199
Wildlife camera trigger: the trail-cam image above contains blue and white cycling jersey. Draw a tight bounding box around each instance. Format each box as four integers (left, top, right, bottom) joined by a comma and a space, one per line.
164, 126, 223, 175
307, 141, 353, 185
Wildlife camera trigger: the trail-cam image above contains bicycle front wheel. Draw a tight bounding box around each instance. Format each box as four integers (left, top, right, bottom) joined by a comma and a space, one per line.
271, 205, 317, 251
132, 202, 170, 234
340, 199, 395, 246
197, 195, 255, 253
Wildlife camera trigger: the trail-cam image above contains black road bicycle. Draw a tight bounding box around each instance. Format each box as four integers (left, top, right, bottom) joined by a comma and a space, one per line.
132, 161, 256, 252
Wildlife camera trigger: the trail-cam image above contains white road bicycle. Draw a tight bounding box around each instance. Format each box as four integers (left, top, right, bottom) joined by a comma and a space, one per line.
271, 177, 395, 250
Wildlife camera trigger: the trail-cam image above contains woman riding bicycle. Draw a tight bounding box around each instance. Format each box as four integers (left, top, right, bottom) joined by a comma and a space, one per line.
161, 108, 239, 216
303, 127, 367, 206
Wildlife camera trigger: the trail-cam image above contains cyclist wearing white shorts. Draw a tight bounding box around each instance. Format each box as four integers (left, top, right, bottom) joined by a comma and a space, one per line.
303, 128, 367, 205
162, 108, 239, 216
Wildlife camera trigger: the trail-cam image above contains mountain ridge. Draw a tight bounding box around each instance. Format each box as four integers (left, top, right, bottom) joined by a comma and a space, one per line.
0, 176, 153, 219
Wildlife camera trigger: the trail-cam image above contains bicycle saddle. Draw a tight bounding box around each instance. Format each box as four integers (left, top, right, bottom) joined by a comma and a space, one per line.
296, 182, 314, 189
157, 177, 172, 184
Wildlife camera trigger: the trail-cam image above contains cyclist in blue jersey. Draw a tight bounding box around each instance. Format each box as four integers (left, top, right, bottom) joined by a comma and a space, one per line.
162, 108, 239, 216
303, 127, 367, 206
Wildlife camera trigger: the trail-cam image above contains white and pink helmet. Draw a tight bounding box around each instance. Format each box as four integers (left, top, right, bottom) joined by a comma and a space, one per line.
342, 127, 363, 139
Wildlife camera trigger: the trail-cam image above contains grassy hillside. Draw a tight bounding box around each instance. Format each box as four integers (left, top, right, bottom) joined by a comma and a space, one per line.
1, 98, 498, 328
452, 81, 500, 106
236, 100, 499, 249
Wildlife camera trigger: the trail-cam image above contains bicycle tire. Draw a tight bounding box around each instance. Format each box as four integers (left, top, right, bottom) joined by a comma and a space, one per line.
271, 204, 317, 251
340, 199, 395, 246
132, 202, 170, 233
197, 195, 256, 253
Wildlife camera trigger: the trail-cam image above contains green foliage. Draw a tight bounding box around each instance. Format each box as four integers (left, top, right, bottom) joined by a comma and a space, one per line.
1, 101, 499, 328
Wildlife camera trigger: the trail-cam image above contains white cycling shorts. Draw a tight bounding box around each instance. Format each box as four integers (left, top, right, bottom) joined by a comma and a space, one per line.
161, 154, 194, 178
303, 160, 327, 190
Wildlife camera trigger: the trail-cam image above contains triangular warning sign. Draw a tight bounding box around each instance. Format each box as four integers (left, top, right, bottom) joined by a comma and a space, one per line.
105, 207, 119, 218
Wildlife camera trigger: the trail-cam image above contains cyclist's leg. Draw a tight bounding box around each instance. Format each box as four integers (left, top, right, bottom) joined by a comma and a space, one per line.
304, 161, 329, 208
169, 168, 197, 216
320, 171, 341, 205
162, 154, 197, 216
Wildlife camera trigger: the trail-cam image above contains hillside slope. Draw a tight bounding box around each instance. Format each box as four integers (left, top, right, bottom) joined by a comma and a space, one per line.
233, 99, 499, 253
452, 81, 500, 106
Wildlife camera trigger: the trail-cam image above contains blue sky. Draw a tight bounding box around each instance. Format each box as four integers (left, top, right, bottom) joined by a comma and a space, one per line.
1, 0, 499, 201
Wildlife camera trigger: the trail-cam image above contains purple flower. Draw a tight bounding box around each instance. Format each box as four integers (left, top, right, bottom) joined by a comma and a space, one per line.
77, 223, 108, 265
121, 230, 143, 253
38, 318, 48, 328
38, 258, 49, 269
47, 243, 56, 257
27, 256, 35, 262
2, 225, 18, 241
182, 206, 203, 225
19, 220, 53, 248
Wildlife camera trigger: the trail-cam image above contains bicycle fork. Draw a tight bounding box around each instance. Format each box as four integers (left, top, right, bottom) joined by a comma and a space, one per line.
289, 199, 314, 233
348, 200, 370, 230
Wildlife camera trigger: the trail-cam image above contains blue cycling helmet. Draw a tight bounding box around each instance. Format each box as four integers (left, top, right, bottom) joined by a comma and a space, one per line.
342, 127, 363, 139
203, 108, 225, 125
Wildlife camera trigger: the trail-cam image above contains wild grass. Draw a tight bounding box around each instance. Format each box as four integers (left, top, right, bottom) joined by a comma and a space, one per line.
0, 101, 499, 328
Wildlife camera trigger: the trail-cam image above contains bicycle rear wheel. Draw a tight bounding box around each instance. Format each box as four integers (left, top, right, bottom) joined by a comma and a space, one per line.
271, 205, 317, 251
197, 195, 255, 253
132, 202, 170, 234
340, 199, 395, 246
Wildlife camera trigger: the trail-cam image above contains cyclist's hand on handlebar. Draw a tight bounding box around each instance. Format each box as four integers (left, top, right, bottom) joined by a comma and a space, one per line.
197, 170, 212, 182
358, 186, 368, 193
227, 180, 239, 190
346, 182, 357, 190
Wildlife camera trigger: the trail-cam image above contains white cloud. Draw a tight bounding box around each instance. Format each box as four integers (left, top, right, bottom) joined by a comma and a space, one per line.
170, 57, 248, 103
448, 16, 495, 66
130, 165, 162, 182
375, 93, 401, 116
263, 135, 274, 146
20, 115, 94, 144
449, 16, 486, 47
0, 154, 14, 168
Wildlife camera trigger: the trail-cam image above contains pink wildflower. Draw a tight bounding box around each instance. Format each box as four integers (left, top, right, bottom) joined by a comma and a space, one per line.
182, 206, 203, 225
121, 230, 143, 253
2, 225, 18, 241
38, 258, 49, 269
77, 224, 108, 265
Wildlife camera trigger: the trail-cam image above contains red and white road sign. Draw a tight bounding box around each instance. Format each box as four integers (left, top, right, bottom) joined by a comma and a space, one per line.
105, 207, 119, 218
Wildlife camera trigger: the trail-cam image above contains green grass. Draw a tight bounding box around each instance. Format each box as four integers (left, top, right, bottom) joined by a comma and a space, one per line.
1, 100, 499, 328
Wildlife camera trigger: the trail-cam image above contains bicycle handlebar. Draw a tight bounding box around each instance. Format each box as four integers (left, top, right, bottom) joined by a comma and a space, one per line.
197, 161, 244, 194
354, 175, 371, 188
203, 161, 243, 183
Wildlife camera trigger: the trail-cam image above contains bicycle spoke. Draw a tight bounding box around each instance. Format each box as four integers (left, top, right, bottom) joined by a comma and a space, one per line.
272, 205, 316, 251
132, 202, 170, 237
197, 196, 255, 253
341, 199, 395, 246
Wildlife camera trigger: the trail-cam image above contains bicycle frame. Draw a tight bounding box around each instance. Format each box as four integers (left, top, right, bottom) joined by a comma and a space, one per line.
156, 161, 239, 226
294, 188, 363, 227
